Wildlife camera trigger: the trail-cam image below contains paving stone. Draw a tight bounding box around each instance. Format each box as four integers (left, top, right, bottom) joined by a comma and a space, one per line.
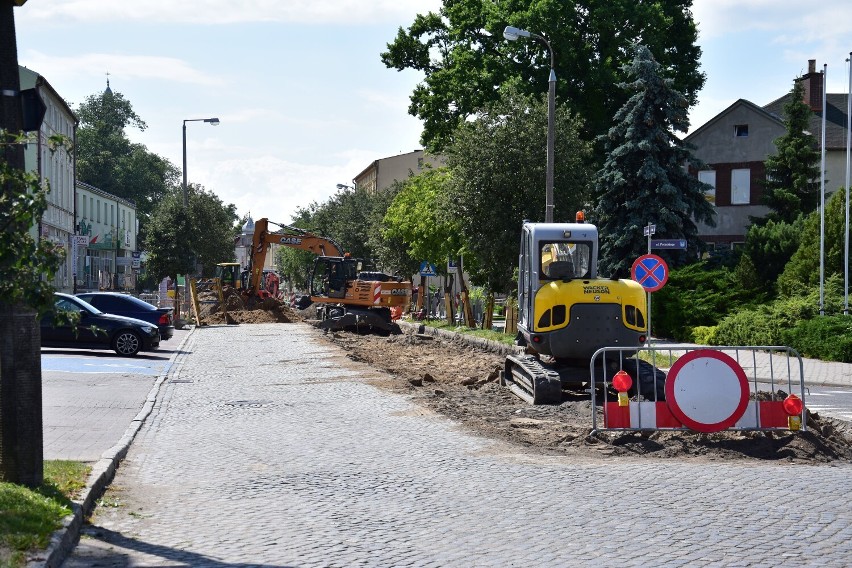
62, 323, 852, 567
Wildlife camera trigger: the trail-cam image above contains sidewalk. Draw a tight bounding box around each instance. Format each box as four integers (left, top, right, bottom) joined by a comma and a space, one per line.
31, 328, 193, 568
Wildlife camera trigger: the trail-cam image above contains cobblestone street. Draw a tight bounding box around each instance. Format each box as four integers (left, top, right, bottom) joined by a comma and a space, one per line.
64, 323, 852, 567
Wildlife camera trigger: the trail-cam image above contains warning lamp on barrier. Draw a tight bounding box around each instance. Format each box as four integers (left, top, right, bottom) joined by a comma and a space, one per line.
782, 394, 804, 431
612, 370, 632, 407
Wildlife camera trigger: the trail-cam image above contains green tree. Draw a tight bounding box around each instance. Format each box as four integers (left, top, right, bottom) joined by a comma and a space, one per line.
382, 168, 462, 281
445, 85, 592, 292
741, 217, 804, 291
382, 0, 704, 151
143, 184, 238, 283
760, 78, 821, 224
777, 188, 848, 299
592, 45, 715, 278
75, 89, 179, 235
274, 185, 415, 290
274, 209, 319, 292
0, 148, 66, 488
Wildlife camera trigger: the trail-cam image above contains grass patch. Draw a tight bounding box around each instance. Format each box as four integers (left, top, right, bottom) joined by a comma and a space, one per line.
0, 460, 90, 567
638, 350, 679, 368
414, 318, 516, 346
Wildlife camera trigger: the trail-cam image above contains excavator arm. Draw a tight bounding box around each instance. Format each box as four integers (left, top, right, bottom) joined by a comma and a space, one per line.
246, 218, 344, 295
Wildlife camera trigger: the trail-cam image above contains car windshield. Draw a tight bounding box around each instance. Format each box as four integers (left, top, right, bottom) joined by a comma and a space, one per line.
57, 296, 102, 315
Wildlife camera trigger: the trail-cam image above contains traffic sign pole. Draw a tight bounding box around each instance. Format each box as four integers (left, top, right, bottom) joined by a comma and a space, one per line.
631, 253, 669, 346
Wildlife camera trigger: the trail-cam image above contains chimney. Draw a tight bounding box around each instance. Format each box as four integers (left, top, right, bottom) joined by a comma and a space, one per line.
799, 59, 823, 112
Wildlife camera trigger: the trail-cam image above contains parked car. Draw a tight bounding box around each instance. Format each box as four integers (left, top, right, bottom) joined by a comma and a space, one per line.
41, 293, 160, 357
76, 292, 174, 340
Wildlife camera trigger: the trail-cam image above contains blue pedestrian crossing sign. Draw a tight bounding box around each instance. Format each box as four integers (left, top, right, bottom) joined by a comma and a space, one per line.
419, 261, 438, 276
631, 254, 669, 292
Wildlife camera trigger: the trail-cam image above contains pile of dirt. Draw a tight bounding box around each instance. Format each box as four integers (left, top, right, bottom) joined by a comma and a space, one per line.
195, 287, 301, 325
322, 326, 852, 464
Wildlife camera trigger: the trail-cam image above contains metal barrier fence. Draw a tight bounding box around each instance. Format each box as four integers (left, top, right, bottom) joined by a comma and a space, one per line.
590, 345, 807, 433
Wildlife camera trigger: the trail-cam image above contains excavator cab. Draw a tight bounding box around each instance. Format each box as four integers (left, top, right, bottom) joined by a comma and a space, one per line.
310, 257, 360, 299
215, 262, 243, 290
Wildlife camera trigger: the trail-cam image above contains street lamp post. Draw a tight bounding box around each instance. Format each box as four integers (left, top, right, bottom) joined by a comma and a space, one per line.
336, 183, 355, 191
182, 117, 220, 207
504, 25, 556, 223
177, 116, 219, 324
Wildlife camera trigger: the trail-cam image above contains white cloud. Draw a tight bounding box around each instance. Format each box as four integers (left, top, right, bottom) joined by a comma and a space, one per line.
693, 0, 852, 41
20, 0, 443, 25
203, 153, 377, 224
20, 50, 222, 86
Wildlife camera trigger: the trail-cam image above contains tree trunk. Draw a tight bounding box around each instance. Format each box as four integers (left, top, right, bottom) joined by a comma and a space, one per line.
0, 304, 44, 487
0, 0, 44, 488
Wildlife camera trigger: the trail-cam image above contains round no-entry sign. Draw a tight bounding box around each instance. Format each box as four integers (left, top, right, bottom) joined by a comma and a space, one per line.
665, 350, 750, 433
631, 254, 668, 292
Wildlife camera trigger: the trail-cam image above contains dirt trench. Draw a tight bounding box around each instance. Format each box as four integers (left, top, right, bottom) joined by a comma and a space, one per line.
320, 327, 852, 464
190, 297, 852, 463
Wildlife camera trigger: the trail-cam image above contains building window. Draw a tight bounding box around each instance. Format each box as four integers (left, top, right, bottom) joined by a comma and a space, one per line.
734, 124, 749, 137
698, 170, 716, 205
731, 168, 751, 204
97, 199, 101, 222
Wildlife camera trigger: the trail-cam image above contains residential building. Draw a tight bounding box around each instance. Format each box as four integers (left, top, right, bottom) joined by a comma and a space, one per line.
353, 149, 446, 194
75, 181, 139, 292
685, 59, 848, 250
20, 66, 77, 293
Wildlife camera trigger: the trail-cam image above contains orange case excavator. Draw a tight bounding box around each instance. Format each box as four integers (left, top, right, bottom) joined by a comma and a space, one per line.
246, 218, 412, 334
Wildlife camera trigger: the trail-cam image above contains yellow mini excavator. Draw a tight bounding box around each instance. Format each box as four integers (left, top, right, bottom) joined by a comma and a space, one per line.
501, 212, 665, 404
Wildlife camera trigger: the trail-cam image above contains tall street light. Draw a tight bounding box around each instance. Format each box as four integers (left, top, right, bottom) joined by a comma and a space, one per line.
182, 117, 220, 207
177, 117, 219, 324
504, 25, 556, 223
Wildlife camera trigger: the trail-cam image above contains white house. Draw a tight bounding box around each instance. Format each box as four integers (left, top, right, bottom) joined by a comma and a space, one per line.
20, 65, 77, 292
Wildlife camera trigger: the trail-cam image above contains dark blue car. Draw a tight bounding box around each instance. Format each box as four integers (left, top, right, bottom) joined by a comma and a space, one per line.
42, 293, 160, 356
76, 292, 175, 340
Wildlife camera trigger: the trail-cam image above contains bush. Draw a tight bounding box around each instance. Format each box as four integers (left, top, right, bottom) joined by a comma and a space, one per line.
783, 316, 852, 362
712, 275, 846, 348
652, 262, 764, 341
712, 306, 782, 345
689, 326, 717, 345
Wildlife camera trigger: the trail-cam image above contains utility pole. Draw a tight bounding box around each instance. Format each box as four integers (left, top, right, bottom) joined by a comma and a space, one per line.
0, 0, 44, 488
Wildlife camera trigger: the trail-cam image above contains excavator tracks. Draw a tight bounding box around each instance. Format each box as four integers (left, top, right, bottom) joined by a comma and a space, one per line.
500, 354, 563, 405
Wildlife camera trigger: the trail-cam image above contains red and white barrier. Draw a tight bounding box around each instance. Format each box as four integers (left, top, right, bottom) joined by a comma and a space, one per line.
604, 400, 794, 430
602, 349, 804, 432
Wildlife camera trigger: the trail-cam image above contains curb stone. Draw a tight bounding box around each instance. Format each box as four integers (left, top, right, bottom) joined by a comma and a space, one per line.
398, 320, 522, 357
26, 327, 196, 568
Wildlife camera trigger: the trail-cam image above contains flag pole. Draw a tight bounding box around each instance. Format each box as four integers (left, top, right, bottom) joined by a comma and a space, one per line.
845, 53, 851, 316
820, 64, 827, 316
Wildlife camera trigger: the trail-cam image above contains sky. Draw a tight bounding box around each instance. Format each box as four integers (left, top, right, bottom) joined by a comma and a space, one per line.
13, 0, 852, 226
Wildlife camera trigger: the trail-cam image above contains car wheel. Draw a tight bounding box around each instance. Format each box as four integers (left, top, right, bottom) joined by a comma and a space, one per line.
113, 330, 142, 356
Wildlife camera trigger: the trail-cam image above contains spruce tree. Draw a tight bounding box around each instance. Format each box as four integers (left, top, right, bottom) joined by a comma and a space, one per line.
592, 45, 715, 277
761, 78, 821, 223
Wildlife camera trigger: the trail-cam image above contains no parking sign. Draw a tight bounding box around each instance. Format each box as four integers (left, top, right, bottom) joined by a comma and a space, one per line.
631, 254, 668, 292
